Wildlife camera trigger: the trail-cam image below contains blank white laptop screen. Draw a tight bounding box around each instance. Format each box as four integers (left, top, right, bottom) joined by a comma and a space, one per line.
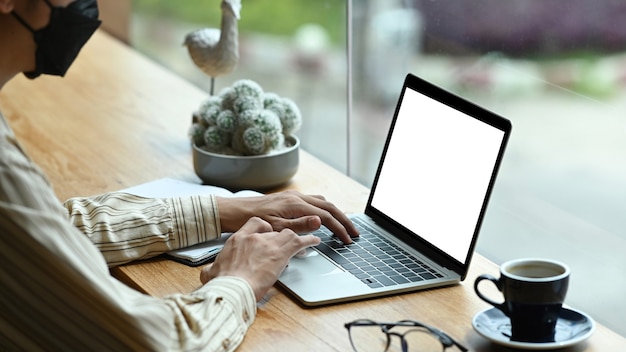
370, 88, 506, 264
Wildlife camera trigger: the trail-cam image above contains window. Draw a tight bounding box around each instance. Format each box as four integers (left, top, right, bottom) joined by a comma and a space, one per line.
130, 0, 626, 336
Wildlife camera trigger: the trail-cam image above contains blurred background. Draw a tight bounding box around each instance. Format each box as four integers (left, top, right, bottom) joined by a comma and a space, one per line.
104, 0, 626, 337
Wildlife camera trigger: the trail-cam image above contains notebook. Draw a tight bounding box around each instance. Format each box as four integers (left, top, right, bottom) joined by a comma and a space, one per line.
277, 73, 512, 306
119, 177, 261, 266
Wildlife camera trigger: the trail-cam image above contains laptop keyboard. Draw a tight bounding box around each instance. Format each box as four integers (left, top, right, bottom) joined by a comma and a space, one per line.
312, 218, 444, 288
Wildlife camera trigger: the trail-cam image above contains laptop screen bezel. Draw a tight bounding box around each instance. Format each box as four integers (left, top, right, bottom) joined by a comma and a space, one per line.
364, 73, 512, 280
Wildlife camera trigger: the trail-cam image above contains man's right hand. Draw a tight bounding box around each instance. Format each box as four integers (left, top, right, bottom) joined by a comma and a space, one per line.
200, 216, 321, 301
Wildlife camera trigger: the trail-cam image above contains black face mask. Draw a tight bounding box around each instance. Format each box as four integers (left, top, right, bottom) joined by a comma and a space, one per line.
12, 0, 101, 79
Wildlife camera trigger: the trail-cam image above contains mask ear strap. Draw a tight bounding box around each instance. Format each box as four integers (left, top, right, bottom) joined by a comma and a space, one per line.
11, 11, 35, 33
11, 0, 55, 34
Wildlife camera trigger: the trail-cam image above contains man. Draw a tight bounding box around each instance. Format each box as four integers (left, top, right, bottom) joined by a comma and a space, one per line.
0, 0, 359, 350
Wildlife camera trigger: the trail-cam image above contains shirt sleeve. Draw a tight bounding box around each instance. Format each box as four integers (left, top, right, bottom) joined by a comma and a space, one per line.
0, 113, 257, 351
63, 192, 222, 267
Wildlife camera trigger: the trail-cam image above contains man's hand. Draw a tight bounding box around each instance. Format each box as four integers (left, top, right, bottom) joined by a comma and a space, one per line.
200, 217, 321, 301
216, 190, 359, 244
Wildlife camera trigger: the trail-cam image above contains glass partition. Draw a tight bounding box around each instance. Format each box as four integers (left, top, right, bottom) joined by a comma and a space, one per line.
130, 0, 626, 336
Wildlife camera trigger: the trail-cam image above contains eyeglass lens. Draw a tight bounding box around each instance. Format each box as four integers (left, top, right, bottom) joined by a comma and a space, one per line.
348, 324, 445, 352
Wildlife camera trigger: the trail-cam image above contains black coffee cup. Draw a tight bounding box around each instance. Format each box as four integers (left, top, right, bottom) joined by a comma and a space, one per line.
474, 258, 570, 342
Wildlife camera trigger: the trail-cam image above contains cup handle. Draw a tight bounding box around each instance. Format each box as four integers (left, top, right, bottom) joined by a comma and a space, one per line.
474, 274, 507, 313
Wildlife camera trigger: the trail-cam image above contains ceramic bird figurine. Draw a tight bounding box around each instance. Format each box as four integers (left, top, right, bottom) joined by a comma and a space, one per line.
184, 0, 242, 95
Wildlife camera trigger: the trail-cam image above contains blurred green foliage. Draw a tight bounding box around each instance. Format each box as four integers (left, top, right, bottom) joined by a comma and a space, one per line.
133, 0, 346, 44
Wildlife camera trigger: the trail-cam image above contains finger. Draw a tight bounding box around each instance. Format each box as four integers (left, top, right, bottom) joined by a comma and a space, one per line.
236, 216, 272, 234
308, 194, 326, 201
297, 233, 322, 247
305, 195, 358, 233
272, 212, 353, 243
296, 195, 360, 242
273, 229, 321, 255
279, 215, 322, 234
289, 233, 321, 256
308, 207, 358, 244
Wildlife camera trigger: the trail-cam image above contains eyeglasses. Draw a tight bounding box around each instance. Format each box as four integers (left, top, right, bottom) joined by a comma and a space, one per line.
344, 319, 468, 352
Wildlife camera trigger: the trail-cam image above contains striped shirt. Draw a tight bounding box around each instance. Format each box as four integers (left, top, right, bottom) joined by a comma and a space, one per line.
0, 111, 256, 351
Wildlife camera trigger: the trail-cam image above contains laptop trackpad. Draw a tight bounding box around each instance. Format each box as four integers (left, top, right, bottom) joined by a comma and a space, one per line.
278, 249, 369, 305
286, 249, 344, 275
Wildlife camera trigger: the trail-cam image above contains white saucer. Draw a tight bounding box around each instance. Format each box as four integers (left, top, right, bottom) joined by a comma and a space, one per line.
472, 307, 595, 350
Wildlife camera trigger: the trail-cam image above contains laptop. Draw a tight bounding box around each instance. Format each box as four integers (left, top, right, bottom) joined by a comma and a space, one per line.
278, 73, 511, 306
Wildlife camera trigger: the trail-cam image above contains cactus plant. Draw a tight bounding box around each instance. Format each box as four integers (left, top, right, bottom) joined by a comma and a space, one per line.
190, 79, 302, 156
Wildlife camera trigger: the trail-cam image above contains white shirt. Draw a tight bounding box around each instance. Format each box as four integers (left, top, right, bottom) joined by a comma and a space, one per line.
0, 111, 256, 351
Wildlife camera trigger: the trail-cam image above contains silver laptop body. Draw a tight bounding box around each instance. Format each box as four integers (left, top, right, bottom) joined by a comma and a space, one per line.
278, 73, 512, 306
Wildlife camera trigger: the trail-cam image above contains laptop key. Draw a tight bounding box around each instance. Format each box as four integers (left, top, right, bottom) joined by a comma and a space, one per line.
354, 272, 370, 280
390, 275, 409, 284
341, 263, 357, 271
389, 263, 404, 269
396, 267, 411, 274
420, 272, 436, 280
315, 243, 348, 264
373, 275, 396, 286
362, 278, 383, 288
363, 268, 383, 276
407, 275, 424, 282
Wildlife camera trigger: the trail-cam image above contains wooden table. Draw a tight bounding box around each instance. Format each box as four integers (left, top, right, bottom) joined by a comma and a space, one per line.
2, 30, 624, 351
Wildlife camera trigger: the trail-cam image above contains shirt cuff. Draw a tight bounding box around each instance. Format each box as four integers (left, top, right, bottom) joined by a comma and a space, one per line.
198, 276, 257, 328
164, 276, 257, 351
166, 194, 221, 248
